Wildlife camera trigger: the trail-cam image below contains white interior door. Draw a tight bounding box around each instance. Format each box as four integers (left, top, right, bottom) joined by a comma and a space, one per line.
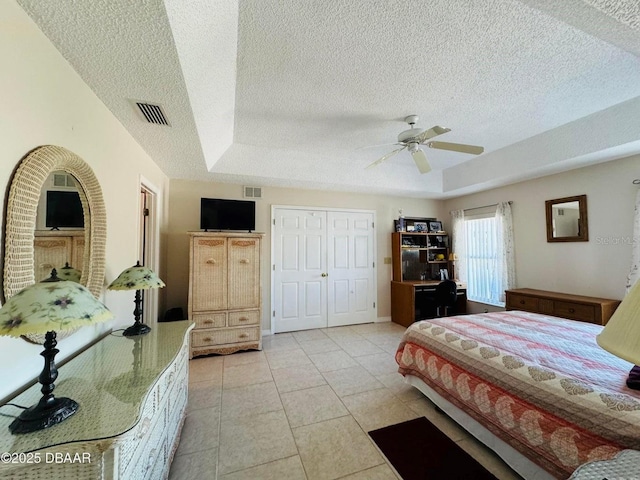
327, 211, 375, 327
273, 209, 327, 333
273, 207, 376, 333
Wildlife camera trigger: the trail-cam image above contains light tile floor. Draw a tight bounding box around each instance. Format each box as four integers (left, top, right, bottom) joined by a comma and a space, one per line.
168, 322, 524, 480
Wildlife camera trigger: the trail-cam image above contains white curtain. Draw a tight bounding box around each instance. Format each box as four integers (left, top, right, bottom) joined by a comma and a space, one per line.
626, 189, 640, 293
495, 202, 516, 303
450, 209, 466, 282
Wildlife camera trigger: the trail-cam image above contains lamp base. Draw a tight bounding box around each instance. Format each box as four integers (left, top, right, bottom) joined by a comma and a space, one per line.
123, 322, 151, 337
9, 397, 78, 434
626, 365, 640, 390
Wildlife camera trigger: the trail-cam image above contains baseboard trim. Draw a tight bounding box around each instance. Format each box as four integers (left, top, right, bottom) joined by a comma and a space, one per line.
375, 316, 392, 323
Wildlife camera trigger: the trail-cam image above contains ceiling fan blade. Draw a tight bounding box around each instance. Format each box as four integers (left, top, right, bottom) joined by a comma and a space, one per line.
366, 146, 407, 169
411, 148, 431, 174
427, 141, 484, 155
356, 142, 403, 151
415, 125, 451, 144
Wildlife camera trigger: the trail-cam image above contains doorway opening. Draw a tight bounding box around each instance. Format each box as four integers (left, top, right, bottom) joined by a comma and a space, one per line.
139, 179, 161, 326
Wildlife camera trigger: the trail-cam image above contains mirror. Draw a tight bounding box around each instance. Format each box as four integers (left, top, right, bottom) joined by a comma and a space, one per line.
3, 145, 107, 302
34, 171, 86, 282
545, 194, 588, 242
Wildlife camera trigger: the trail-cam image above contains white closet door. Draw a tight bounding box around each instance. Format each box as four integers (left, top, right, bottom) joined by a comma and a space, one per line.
327, 211, 376, 327
273, 207, 377, 333
273, 209, 327, 333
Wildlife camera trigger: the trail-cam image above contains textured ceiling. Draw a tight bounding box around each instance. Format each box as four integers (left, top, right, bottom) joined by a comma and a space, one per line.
16, 0, 640, 198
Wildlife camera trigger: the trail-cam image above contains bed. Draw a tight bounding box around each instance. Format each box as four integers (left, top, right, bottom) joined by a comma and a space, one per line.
395, 310, 640, 479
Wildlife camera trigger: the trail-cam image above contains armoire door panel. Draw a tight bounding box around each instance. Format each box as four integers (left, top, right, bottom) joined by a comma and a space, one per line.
228, 238, 260, 309
192, 238, 227, 311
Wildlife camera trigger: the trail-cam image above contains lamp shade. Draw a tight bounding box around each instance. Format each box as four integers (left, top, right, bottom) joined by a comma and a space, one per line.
108, 262, 165, 291
596, 280, 640, 365
0, 280, 113, 337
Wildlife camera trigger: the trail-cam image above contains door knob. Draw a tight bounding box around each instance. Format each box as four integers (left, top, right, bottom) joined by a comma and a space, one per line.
321, 273, 328, 277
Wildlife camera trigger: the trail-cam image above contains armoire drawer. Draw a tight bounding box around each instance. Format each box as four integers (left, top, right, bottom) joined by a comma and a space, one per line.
192, 312, 226, 330
192, 326, 260, 347
228, 310, 260, 327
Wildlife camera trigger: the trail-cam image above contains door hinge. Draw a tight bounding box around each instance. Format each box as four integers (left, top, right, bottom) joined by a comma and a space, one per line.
372, 221, 375, 228
273, 264, 275, 271
273, 218, 276, 225
372, 261, 375, 268
143, 208, 150, 217
273, 310, 276, 317
373, 302, 376, 308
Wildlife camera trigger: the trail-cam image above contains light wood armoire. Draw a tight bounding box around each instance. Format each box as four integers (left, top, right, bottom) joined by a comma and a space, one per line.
188, 232, 263, 358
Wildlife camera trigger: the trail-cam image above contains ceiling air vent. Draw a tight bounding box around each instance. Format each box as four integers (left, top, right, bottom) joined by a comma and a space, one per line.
132, 101, 170, 126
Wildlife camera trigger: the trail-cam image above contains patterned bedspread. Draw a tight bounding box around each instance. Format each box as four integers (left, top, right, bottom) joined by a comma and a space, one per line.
395, 311, 640, 479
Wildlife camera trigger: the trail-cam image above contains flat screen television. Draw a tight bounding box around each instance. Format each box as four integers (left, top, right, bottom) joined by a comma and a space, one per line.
46, 191, 84, 229
200, 198, 256, 231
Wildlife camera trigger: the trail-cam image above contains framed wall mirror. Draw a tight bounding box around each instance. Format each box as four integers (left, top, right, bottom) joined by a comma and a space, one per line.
545, 194, 588, 242
3, 145, 107, 302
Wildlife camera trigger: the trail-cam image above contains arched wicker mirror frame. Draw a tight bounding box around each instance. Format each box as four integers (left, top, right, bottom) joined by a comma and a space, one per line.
2, 145, 106, 301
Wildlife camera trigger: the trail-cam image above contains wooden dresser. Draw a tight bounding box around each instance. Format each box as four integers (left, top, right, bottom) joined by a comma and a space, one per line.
188, 232, 263, 358
0, 321, 193, 480
505, 288, 620, 325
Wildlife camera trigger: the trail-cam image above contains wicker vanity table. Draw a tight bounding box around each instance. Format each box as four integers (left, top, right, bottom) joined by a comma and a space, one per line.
0, 321, 193, 480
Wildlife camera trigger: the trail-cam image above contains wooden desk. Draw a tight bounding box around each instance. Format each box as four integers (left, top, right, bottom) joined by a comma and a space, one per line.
391, 281, 467, 328
0, 321, 193, 480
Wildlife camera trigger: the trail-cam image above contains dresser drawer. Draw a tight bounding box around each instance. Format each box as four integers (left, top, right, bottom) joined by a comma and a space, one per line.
553, 301, 595, 323
192, 326, 260, 347
507, 294, 538, 311
228, 310, 260, 327
192, 312, 226, 329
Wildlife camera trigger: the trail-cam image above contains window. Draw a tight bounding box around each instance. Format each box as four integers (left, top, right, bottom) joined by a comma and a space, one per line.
465, 216, 503, 306
451, 202, 515, 308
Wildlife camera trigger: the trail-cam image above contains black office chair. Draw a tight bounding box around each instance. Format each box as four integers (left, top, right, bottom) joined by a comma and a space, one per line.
435, 279, 458, 317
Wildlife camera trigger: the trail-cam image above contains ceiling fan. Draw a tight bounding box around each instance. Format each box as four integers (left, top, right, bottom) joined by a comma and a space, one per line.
366, 115, 484, 174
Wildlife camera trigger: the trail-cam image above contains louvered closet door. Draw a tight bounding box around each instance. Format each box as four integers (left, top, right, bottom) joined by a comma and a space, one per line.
192, 237, 227, 311
228, 238, 260, 309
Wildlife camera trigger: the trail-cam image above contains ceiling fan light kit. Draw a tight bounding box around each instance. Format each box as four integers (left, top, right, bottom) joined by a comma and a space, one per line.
366, 115, 484, 174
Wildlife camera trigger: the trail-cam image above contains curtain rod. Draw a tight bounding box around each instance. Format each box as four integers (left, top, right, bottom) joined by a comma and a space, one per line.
459, 201, 513, 213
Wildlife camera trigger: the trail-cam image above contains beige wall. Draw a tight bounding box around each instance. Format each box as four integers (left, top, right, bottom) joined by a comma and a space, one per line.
166, 155, 639, 331
0, 1, 169, 401
166, 180, 441, 330
443, 154, 639, 301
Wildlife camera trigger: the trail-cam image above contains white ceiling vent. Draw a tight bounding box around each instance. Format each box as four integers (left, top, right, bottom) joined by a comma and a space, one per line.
244, 186, 262, 199
131, 100, 170, 126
